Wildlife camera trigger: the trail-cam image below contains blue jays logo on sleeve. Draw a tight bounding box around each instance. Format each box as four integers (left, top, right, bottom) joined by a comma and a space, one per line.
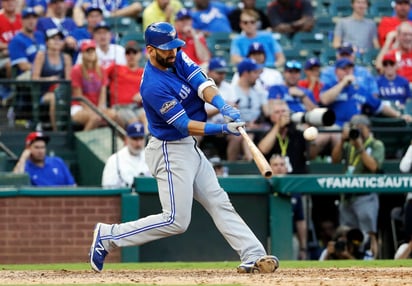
160, 99, 178, 114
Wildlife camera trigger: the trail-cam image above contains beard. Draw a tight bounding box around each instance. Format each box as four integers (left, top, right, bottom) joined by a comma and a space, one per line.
128, 146, 143, 156
155, 51, 175, 68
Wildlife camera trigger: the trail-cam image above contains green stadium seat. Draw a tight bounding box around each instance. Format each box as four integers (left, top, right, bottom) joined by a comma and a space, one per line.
292, 31, 328, 57
329, 1, 352, 18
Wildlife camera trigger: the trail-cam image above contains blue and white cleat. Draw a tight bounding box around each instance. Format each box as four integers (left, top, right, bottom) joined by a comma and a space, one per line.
89, 223, 108, 272
237, 255, 279, 273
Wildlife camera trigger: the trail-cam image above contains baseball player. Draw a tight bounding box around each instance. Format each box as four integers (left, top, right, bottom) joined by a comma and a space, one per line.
89, 22, 279, 274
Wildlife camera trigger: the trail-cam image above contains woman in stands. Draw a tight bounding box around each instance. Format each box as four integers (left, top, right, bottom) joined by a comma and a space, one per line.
32, 28, 72, 131
70, 39, 120, 131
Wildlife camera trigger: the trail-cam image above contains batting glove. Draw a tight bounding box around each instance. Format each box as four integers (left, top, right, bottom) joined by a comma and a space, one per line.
220, 104, 240, 123
222, 121, 245, 136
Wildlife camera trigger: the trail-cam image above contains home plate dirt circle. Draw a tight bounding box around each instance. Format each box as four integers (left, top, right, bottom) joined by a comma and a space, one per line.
1, 267, 411, 285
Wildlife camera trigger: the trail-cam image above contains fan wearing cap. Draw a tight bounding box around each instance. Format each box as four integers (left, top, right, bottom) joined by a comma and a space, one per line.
376, 52, 411, 106
142, 0, 183, 30
298, 57, 323, 102
13, 132, 76, 186
174, 8, 211, 66
231, 42, 283, 92
8, 7, 46, 77
377, 0, 412, 47
332, 0, 379, 52
81, 0, 142, 19
32, 28, 72, 131
71, 39, 122, 131
76, 21, 126, 68
106, 40, 147, 128
102, 121, 150, 188
226, 58, 267, 161
35, 0, 77, 50
320, 42, 379, 97
320, 58, 405, 127
268, 60, 317, 113
230, 9, 285, 68
66, 6, 104, 51
331, 114, 383, 259
376, 21, 412, 83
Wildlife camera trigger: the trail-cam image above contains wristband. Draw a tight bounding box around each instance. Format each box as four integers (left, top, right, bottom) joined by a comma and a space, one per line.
211, 94, 226, 110
204, 123, 223, 135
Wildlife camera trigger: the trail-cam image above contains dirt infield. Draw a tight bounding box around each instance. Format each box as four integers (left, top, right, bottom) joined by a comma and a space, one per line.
1, 267, 411, 285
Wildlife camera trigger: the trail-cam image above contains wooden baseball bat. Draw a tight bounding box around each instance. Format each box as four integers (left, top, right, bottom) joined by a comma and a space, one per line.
238, 127, 272, 178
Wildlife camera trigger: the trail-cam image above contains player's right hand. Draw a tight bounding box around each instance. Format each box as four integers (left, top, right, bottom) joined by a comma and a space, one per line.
222, 121, 245, 136
220, 104, 240, 122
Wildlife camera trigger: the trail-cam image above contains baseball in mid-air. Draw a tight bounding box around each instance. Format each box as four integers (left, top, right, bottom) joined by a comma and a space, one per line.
303, 126, 318, 141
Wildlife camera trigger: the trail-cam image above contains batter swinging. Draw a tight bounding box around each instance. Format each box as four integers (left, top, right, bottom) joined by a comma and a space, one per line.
89, 22, 279, 274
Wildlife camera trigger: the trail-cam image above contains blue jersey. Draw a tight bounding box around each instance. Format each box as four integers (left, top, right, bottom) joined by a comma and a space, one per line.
268, 85, 316, 112
140, 51, 208, 141
191, 1, 233, 33
320, 81, 383, 127
321, 65, 379, 95
36, 17, 77, 38
376, 74, 411, 104
230, 31, 282, 67
9, 31, 45, 74
26, 0, 48, 12
84, 0, 127, 15
25, 156, 75, 186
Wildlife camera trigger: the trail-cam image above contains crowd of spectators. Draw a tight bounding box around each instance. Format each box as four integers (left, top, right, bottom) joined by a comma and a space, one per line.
3, 0, 412, 261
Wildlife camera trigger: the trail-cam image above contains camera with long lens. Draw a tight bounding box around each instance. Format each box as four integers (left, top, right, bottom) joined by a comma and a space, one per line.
349, 128, 360, 140
291, 108, 336, 127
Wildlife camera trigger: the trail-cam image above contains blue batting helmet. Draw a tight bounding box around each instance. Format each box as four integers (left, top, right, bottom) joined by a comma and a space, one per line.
144, 22, 185, 50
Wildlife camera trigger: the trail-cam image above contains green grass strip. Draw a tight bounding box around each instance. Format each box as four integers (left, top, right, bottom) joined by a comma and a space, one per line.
1, 259, 412, 271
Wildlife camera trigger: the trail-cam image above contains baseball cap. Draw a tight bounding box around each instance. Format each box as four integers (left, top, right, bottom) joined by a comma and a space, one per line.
22, 7, 38, 18
337, 42, 354, 55
45, 28, 64, 40
125, 40, 140, 53
25, 132, 50, 147
335, 58, 354, 69
175, 8, 192, 21
126, 122, 145, 138
304, 57, 321, 69
85, 6, 103, 16
93, 21, 110, 32
350, 114, 371, 127
247, 42, 265, 56
237, 58, 263, 75
284, 60, 302, 71
80, 39, 96, 52
208, 57, 229, 72
382, 52, 396, 63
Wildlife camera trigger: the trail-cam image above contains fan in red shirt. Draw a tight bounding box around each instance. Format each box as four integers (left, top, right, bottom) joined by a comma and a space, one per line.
0, 0, 22, 77
298, 57, 323, 103
376, 21, 412, 83
377, 0, 411, 47
174, 8, 210, 66
106, 40, 146, 128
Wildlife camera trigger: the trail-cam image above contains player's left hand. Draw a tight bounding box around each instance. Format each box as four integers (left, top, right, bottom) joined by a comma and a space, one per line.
220, 104, 240, 122
222, 121, 245, 136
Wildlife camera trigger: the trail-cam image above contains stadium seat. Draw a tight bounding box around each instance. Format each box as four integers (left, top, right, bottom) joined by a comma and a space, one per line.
369, 0, 394, 22
119, 31, 145, 47
104, 17, 140, 36
206, 32, 234, 58
292, 31, 328, 57
319, 47, 337, 66
282, 48, 309, 64
313, 15, 335, 39
329, 1, 352, 18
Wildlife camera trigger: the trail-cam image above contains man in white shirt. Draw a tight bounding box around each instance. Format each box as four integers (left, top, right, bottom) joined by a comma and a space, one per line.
102, 121, 151, 188
77, 21, 126, 68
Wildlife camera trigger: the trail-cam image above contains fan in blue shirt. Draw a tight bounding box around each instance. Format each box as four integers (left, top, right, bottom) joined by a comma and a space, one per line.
13, 132, 76, 187
191, 0, 233, 33
376, 52, 412, 105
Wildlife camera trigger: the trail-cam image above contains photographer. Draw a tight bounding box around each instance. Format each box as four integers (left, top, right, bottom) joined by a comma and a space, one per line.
320, 227, 373, 260
331, 114, 384, 259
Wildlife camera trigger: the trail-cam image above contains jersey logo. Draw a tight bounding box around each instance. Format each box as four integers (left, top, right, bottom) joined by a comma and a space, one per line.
160, 99, 177, 114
